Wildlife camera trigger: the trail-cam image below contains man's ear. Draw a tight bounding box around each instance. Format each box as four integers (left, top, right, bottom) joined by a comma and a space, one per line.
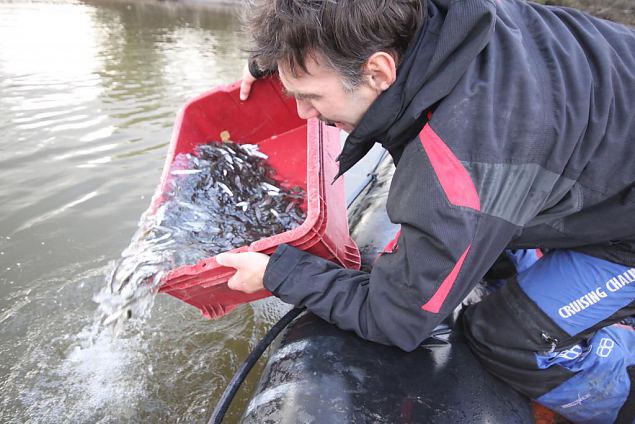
364, 52, 397, 92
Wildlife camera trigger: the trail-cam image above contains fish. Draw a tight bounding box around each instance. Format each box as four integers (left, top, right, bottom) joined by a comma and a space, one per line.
171, 169, 202, 175
217, 182, 233, 197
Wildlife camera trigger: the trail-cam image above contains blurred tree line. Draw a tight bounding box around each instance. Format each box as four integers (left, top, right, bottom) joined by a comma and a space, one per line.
534, 0, 634, 26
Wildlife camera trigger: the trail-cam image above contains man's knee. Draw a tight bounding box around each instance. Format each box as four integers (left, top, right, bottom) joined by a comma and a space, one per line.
462, 280, 574, 398
462, 279, 635, 423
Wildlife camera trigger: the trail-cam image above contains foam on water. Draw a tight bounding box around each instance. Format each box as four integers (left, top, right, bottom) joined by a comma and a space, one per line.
250, 296, 293, 327
58, 326, 148, 421
11, 288, 151, 424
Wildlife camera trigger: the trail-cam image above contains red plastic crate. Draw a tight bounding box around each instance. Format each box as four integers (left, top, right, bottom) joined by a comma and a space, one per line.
154, 76, 361, 319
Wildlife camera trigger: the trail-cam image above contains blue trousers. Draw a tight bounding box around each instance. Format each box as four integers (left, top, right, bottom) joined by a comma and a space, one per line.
463, 249, 635, 424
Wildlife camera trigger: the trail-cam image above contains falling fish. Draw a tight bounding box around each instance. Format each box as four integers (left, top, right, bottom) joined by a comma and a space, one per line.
217, 182, 234, 197
171, 169, 202, 175
254, 151, 269, 159
262, 182, 280, 192
98, 140, 306, 335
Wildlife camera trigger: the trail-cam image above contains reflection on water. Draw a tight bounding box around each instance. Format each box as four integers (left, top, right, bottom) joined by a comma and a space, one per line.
0, 1, 291, 422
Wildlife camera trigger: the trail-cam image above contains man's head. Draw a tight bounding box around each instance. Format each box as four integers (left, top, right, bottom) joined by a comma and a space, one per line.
246, 0, 425, 132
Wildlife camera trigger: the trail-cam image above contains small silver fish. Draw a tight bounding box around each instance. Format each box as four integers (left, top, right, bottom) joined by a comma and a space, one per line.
262, 183, 280, 192
249, 150, 268, 159
171, 169, 202, 175
217, 182, 233, 197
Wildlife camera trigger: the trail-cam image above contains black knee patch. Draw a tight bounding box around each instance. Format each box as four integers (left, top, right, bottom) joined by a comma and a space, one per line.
462, 280, 575, 398
616, 365, 635, 424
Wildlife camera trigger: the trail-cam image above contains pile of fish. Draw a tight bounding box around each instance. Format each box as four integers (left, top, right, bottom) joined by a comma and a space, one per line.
94, 141, 306, 334
161, 142, 305, 262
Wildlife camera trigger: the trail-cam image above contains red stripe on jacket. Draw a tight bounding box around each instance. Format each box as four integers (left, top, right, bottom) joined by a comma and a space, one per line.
383, 230, 401, 253
419, 123, 480, 313
422, 245, 472, 313
419, 124, 480, 211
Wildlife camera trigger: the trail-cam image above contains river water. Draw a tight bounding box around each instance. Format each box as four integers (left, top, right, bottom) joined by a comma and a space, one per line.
0, 1, 293, 422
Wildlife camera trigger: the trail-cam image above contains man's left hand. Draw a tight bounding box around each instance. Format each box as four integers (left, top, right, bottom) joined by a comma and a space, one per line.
216, 252, 270, 293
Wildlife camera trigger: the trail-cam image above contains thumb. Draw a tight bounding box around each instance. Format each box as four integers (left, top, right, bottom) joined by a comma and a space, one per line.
216, 252, 239, 268
239, 79, 253, 101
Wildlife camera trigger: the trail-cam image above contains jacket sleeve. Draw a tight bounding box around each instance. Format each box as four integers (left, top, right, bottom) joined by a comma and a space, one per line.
264, 125, 526, 352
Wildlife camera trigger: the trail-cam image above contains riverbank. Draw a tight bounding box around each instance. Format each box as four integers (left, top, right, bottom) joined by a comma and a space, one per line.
89, 0, 634, 26
184, 0, 635, 26
536, 0, 634, 26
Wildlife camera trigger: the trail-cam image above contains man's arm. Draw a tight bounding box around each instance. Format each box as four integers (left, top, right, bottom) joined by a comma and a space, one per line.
262, 214, 517, 352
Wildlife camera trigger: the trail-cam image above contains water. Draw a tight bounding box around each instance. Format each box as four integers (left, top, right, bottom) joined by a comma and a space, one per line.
0, 1, 292, 422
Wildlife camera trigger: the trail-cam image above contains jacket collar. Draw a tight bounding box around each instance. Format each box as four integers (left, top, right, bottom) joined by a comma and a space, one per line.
335, 0, 497, 178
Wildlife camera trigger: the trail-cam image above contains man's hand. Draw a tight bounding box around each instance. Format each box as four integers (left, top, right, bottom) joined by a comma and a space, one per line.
239, 63, 257, 101
216, 252, 270, 293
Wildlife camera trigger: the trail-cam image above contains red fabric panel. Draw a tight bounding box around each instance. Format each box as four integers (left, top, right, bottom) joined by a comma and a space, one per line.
421, 244, 472, 313
383, 230, 401, 253
419, 124, 481, 211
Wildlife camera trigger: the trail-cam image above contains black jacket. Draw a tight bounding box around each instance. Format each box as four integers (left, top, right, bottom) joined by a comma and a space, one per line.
263, 0, 635, 351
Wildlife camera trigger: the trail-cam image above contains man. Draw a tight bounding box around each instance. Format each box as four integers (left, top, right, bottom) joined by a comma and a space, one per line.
215, 0, 635, 421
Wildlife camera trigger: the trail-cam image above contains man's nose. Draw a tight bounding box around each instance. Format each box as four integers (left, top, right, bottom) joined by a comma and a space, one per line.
295, 99, 320, 120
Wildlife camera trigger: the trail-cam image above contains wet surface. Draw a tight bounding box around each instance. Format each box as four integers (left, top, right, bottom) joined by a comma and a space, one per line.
243, 313, 535, 423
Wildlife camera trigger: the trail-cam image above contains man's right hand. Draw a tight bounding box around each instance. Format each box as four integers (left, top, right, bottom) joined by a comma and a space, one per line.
240, 63, 257, 101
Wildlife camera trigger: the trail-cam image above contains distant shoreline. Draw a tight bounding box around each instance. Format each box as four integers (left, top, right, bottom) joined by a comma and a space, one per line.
87, 0, 633, 26
86, 0, 243, 13
184, 0, 634, 26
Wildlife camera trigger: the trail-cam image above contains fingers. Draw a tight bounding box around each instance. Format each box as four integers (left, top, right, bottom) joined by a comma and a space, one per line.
240, 78, 254, 101
216, 252, 269, 268
240, 63, 257, 101
216, 252, 270, 294
226, 269, 261, 294
227, 272, 243, 291
215, 252, 236, 267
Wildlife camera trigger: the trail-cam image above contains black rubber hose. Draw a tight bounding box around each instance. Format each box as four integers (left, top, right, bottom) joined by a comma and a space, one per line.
208, 307, 305, 424
208, 152, 385, 423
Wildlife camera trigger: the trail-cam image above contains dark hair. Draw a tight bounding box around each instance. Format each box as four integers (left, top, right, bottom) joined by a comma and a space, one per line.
245, 0, 426, 90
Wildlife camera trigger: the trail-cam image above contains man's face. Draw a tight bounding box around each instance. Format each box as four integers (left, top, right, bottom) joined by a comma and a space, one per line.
278, 54, 381, 133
